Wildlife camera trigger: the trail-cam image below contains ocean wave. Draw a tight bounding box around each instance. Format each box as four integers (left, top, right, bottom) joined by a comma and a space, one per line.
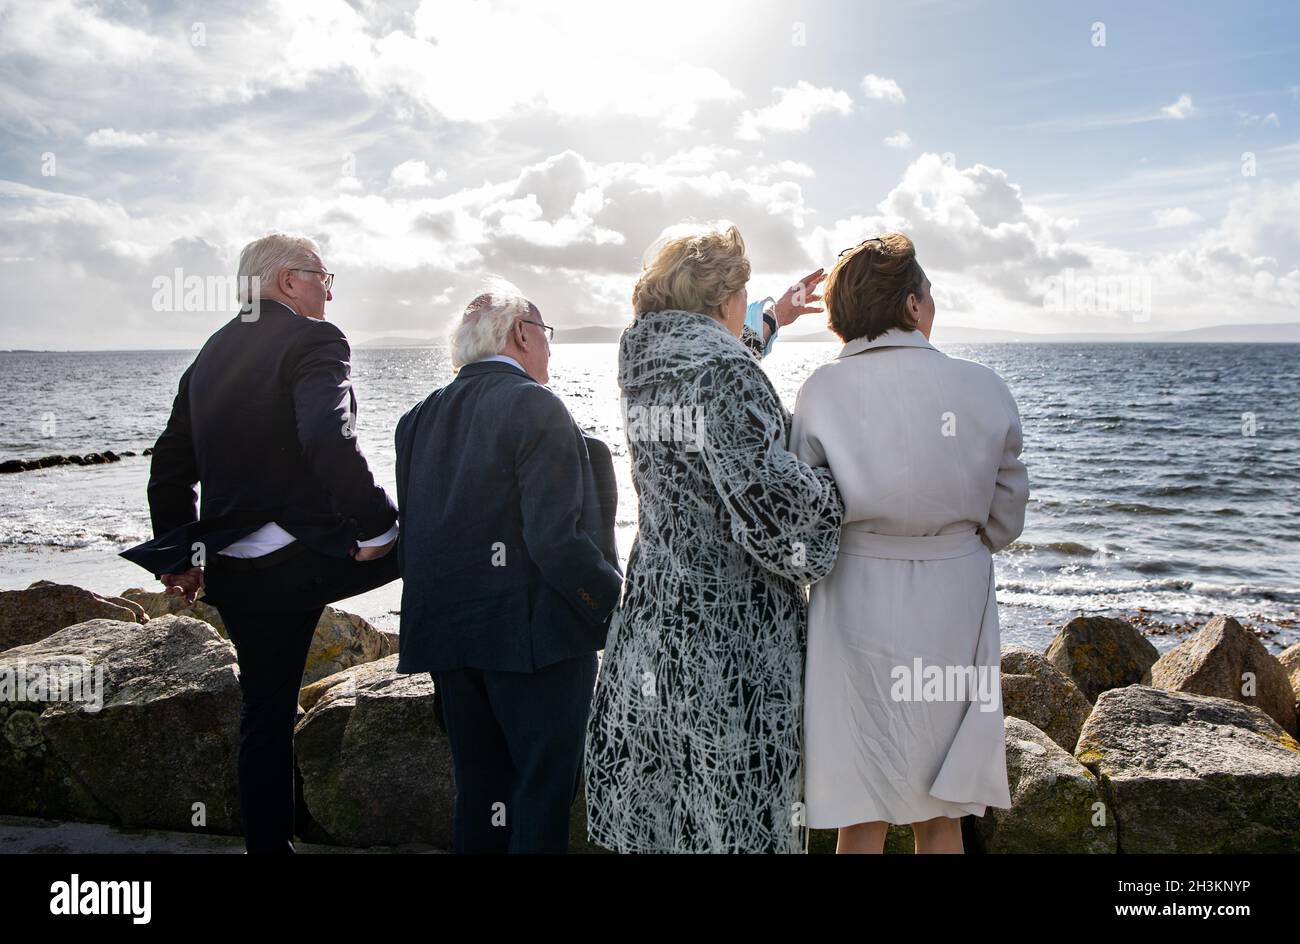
1102, 501, 1179, 516
1004, 539, 1096, 556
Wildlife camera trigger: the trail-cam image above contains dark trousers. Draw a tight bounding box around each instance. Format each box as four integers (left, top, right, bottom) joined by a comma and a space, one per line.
202, 543, 399, 853
212, 601, 323, 854
434, 651, 598, 854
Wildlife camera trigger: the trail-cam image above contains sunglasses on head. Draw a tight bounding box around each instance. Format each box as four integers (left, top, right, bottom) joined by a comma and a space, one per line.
838, 236, 885, 259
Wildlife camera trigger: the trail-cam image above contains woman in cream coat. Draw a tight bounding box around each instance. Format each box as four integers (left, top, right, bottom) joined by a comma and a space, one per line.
790, 233, 1029, 854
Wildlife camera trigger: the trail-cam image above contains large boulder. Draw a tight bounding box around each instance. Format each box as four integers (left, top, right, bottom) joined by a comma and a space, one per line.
306, 608, 393, 685
1075, 685, 1300, 853
294, 656, 455, 848
1045, 616, 1158, 703
1150, 615, 1297, 736
0, 615, 242, 834
1000, 645, 1093, 752
119, 589, 390, 685
1, 582, 146, 651
120, 588, 226, 635
1279, 642, 1300, 721
970, 717, 1115, 854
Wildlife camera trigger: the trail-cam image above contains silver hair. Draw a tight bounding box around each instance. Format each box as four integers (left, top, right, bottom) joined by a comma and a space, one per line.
236, 233, 320, 303
448, 277, 534, 371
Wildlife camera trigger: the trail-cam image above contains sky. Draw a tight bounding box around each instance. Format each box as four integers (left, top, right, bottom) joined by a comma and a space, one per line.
1, 0, 1298, 350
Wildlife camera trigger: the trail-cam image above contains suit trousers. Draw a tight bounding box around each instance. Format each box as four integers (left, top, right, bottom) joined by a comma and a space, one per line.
433, 651, 598, 854
203, 545, 399, 853
211, 601, 322, 854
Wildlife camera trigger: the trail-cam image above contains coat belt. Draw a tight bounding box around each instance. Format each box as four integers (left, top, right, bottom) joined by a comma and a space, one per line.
839, 526, 985, 561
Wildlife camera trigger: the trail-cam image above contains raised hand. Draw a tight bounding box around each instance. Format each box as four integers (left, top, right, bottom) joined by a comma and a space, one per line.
774, 268, 826, 328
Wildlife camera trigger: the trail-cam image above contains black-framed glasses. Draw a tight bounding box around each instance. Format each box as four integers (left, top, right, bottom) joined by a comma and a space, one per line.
838, 236, 886, 283
294, 268, 335, 291
839, 236, 885, 259
520, 319, 554, 341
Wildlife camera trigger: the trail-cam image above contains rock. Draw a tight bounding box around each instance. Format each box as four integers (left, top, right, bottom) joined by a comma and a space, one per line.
1000, 645, 1093, 752
306, 609, 392, 685
1075, 685, 1300, 853
120, 588, 226, 635
0, 615, 243, 834
1150, 615, 1297, 736
1277, 642, 1300, 734
970, 717, 1115, 853
1, 582, 147, 652
294, 655, 455, 848
1045, 616, 1158, 703
1279, 642, 1300, 698
118, 590, 390, 685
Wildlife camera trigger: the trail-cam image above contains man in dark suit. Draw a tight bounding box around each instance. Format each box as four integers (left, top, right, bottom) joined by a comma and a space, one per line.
394, 289, 623, 854
121, 234, 400, 854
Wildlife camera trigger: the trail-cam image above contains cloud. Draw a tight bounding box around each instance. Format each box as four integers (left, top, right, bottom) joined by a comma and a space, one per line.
736, 81, 853, 140
0, 144, 823, 348
804, 153, 1087, 305
1, 0, 745, 135
389, 160, 446, 190
1160, 94, 1197, 119
85, 128, 158, 148
1238, 111, 1280, 128
1020, 94, 1206, 132
861, 74, 905, 104
745, 160, 816, 181
884, 131, 913, 149
1154, 207, 1203, 228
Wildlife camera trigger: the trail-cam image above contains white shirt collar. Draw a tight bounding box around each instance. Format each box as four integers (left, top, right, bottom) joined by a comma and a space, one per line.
477, 354, 526, 372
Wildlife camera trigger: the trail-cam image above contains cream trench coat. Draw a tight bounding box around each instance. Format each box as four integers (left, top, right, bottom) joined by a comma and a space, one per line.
790, 327, 1029, 827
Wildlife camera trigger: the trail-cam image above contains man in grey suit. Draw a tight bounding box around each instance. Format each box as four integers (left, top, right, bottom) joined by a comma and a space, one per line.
394, 288, 622, 853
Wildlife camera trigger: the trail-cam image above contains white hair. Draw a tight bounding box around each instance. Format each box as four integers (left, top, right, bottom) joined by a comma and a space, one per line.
448, 277, 534, 371
237, 233, 320, 303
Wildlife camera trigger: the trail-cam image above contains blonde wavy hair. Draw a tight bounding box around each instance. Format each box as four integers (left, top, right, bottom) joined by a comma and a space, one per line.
633, 224, 751, 318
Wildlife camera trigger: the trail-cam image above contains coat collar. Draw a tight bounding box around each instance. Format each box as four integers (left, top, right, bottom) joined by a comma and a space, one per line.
837, 326, 939, 359
455, 359, 532, 380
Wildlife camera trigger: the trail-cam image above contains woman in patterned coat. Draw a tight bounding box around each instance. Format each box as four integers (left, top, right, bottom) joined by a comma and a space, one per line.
584, 225, 844, 853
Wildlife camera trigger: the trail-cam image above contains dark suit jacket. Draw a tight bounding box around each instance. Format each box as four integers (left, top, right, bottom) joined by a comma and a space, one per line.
394, 360, 623, 674
120, 300, 398, 583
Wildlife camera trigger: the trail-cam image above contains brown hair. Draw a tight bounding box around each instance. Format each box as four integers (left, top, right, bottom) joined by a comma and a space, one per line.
824, 232, 926, 342
633, 224, 751, 319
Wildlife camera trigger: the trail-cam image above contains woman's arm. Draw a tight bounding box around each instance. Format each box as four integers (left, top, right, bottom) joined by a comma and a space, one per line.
981, 390, 1030, 553
697, 359, 844, 584
740, 269, 827, 360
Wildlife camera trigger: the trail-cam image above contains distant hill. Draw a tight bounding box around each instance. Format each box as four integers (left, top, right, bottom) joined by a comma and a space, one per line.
552, 325, 628, 343
10, 322, 1296, 353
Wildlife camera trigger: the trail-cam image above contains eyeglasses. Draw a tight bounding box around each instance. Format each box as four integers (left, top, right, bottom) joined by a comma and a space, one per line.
839, 236, 885, 259
520, 319, 554, 341
293, 268, 335, 292
838, 236, 886, 282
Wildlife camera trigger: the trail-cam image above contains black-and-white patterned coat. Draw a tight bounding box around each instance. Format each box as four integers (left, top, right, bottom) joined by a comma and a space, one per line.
584, 309, 844, 853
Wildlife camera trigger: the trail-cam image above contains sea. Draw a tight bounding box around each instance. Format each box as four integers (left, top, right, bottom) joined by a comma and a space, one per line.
1, 341, 1297, 655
